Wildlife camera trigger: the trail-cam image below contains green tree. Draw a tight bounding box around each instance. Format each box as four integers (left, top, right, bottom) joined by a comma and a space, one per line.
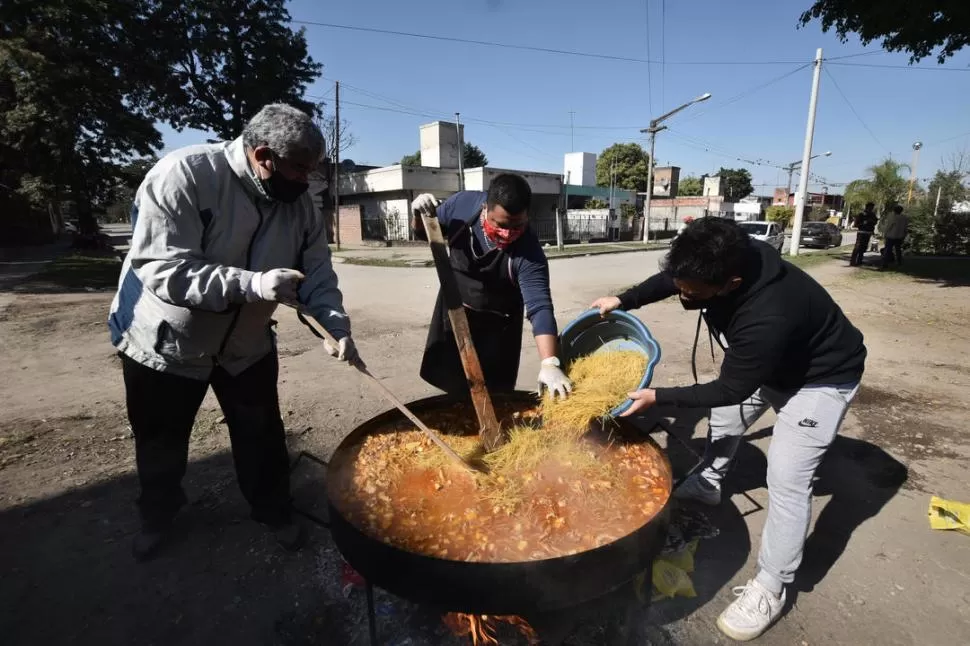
678, 175, 703, 196
718, 168, 754, 200
400, 142, 488, 168
766, 205, 795, 229
151, 0, 322, 139
907, 165, 970, 254
1, 0, 324, 241
843, 178, 873, 214
808, 205, 831, 222
799, 1, 970, 63
463, 143, 488, 168
596, 143, 651, 193
100, 158, 157, 223
585, 198, 609, 209
845, 158, 910, 215
1, 0, 163, 236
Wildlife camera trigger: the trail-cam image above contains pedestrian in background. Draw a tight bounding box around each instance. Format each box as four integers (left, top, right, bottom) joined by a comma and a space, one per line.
880, 205, 909, 270
849, 202, 878, 266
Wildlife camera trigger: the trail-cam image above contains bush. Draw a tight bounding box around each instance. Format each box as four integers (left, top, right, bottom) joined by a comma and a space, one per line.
907, 200, 970, 256
766, 206, 794, 229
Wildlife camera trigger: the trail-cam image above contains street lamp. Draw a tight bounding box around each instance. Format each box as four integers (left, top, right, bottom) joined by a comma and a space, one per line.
907, 141, 923, 205
784, 150, 831, 203
640, 92, 712, 242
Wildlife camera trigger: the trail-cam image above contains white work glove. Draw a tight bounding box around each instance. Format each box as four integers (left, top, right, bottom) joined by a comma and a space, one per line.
323, 335, 363, 367
590, 295, 622, 317
249, 269, 305, 304
411, 193, 439, 216
538, 357, 572, 400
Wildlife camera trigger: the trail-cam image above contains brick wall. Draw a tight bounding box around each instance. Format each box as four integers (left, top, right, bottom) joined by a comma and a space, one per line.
336, 205, 363, 244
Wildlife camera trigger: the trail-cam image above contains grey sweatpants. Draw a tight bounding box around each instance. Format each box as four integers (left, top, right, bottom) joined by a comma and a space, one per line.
699, 383, 860, 593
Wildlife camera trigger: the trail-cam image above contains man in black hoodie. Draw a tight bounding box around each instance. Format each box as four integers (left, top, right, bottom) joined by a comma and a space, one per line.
590, 217, 865, 642
850, 202, 878, 266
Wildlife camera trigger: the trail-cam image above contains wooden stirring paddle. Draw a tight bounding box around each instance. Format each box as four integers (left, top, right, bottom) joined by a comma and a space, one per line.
418, 206, 505, 452
287, 303, 483, 474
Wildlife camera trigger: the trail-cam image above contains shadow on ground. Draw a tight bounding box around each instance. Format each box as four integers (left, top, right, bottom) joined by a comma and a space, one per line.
0, 450, 370, 646
645, 412, 907, 630
4, 251, 122, 294
848, 253, 970, 288
0, 403, 908, 646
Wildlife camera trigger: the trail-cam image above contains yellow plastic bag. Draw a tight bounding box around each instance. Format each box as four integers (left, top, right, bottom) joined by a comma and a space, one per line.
634, 540, 701, 602
661, 539, 698, 573
929, 496, 970, 536
652, 558, 697, 599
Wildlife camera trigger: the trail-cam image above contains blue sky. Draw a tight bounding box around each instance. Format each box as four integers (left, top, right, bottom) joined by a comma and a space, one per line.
158, 0, 970, 195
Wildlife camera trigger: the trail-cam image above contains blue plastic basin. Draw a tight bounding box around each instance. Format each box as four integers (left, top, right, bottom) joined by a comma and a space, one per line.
558, 309, 662, 417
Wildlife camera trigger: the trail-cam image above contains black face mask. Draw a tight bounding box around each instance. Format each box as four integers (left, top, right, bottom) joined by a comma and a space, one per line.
262, 171, 309, 203
679, 292, 729, 311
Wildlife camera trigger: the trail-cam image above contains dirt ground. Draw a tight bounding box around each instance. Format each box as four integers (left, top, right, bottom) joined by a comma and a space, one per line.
1, 249, 969, 646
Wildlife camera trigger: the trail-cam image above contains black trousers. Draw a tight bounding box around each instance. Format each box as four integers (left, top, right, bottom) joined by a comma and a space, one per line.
882, 237, 904, 268
850, 232, 872, 266
121, 352, 291, 530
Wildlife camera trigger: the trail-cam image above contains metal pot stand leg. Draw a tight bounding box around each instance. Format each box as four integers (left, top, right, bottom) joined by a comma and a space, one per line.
289, 450, 382, 646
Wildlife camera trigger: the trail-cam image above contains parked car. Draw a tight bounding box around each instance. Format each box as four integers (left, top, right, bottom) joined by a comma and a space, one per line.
799, 222, 843, 249
738, 220, 785, 252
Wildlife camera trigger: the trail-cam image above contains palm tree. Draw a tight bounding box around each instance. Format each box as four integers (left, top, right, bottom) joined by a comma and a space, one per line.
845, 158, 910, 215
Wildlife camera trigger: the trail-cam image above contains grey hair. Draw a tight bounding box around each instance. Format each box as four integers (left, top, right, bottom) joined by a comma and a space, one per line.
242, 103, 326, 160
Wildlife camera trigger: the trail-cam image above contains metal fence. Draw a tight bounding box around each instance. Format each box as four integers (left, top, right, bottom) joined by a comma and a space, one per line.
362, 215, 410, 242
532, 214, 621, 244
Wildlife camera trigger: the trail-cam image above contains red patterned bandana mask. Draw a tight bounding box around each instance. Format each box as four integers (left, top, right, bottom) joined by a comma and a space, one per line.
482, 213, 526, 249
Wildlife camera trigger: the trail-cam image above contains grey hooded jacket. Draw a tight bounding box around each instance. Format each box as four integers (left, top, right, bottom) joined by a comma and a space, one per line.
108, 136, 349, 380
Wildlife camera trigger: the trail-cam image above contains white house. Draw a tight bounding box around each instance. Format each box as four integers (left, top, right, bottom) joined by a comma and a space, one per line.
335, 121, 562, 243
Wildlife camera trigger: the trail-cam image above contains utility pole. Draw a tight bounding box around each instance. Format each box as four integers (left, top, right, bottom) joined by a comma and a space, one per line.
558, 172, 568, 251
907, 141, 922, 205
785, 152, 831, 214
641, 125, 665, 242
456, 112, 465, 191
569, 111, 575, 152
785, 163, 796, 201
609, 155, 616, 209
333, 80, 341, 250
640, 92, 711, 243
933, 185, 943, 218
789, 48, 823, 257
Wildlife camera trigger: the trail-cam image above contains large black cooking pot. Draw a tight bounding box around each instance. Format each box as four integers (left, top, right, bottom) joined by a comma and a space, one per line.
326, 392, 672, 616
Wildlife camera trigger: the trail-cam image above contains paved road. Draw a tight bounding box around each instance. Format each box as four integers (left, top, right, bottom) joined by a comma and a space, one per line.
783, 230, 856, 255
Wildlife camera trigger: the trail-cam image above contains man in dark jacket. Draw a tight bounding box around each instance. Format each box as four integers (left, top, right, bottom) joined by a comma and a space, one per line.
850, 201, 878, 266
410, 174, 571, 400
590, 217, 865, 642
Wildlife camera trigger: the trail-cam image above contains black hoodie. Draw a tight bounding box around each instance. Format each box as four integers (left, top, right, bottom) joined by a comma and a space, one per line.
617, 240, 866, 408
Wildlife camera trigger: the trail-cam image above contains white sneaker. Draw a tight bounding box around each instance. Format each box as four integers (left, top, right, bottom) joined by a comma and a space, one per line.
672, 473, 722, 506
716, 579, 786, 642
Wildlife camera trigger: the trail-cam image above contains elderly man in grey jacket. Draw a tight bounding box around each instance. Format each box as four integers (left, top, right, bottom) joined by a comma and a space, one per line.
109, 104, 359, 561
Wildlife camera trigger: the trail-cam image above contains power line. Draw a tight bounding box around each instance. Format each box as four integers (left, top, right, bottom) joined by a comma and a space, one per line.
829, 61, 970, 71
823, 67, 889, 153
824, 51, 885, 61
292, 19, 811, 66
664, 130, 787, 170
927, 130, 970, 146
328, 78, 647, 133
678, 62, 812, 124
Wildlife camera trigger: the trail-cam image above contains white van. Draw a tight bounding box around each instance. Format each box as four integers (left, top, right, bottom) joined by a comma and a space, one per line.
738, 221, 784, 252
